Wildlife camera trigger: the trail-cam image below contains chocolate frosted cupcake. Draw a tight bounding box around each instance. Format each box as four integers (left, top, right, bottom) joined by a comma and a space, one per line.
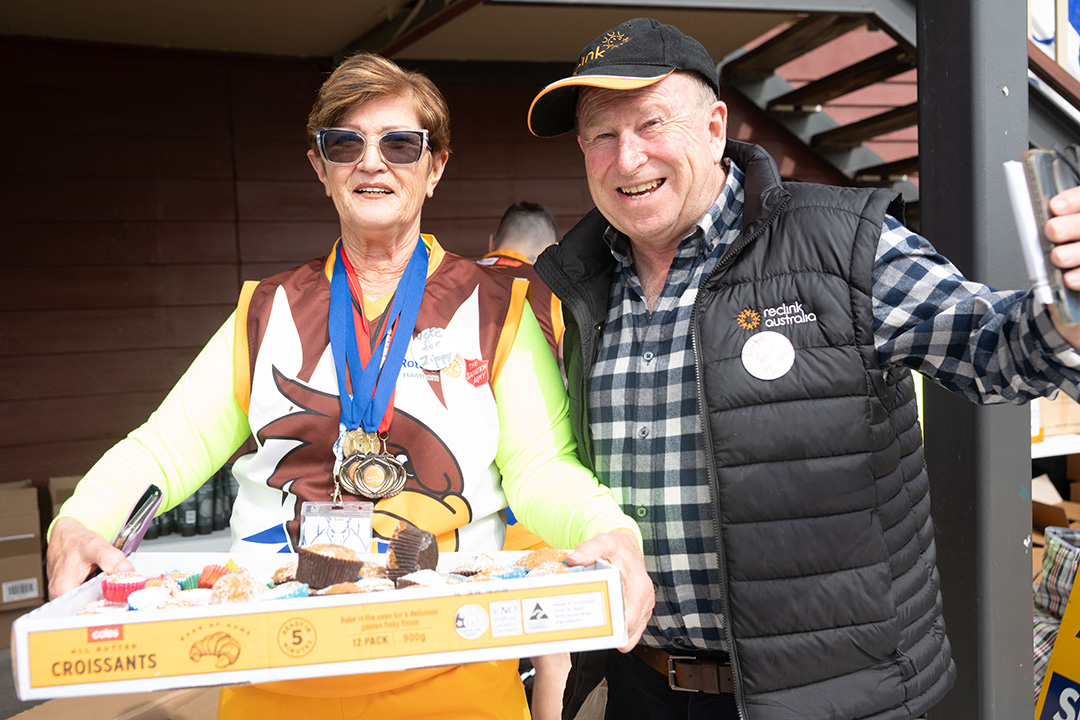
296, 543, 365, 590
387, 521, 439, 583
396, 569, 447, 588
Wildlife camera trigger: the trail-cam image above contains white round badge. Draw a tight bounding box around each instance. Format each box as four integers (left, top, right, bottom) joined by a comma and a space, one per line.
741, 331, 795, 381
411, 327, 455, 370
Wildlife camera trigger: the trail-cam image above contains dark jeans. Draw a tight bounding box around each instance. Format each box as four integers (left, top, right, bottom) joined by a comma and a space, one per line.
604, 649, 740, 719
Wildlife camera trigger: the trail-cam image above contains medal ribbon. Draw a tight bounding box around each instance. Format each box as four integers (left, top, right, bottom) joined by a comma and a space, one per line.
329, 237, 427, 435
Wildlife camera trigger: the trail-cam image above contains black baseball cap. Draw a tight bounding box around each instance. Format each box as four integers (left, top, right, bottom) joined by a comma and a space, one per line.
527, 18, 720, 138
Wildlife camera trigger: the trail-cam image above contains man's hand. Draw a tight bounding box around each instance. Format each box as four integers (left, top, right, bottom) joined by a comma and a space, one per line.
46, 518, 133, 600
567, 528, 655, 652
1044, 187, 1080, 348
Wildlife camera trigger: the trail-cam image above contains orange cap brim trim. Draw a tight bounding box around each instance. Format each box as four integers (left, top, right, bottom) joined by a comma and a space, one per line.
527, 70, 674, 137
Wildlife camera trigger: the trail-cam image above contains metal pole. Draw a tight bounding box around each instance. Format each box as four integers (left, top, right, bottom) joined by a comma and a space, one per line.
917, 0, 1033, 718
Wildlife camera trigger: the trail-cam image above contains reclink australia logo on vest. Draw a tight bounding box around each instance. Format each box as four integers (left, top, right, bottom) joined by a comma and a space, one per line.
736, 300, 817, 330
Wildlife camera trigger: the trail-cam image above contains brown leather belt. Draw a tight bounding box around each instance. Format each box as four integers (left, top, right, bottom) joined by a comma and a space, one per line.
632, 645, 735, 694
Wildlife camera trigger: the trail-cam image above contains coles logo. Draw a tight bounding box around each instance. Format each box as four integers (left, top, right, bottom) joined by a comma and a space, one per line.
465, 359, 489, 388
88, 625, 123, 642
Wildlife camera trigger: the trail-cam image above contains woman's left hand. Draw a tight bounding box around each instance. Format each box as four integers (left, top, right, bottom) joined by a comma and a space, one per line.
566, 528, 655, 651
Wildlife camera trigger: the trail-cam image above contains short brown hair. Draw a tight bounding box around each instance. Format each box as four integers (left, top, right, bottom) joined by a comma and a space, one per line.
306, 52, 451, 157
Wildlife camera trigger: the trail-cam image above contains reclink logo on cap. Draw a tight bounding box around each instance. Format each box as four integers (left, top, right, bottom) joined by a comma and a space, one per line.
576, 31, 629, 71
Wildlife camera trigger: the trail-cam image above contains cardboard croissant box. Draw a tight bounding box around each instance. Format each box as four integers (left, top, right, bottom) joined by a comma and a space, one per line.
11, 551, 626, 701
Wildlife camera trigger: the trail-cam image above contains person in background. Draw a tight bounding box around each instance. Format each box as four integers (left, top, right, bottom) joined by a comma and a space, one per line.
45, 51, 653, 720
479, 201, 564, 360
480, 201, 570, 720
525, 16, 1080, 720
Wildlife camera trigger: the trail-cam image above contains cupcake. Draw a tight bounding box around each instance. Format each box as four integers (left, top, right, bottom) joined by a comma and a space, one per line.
387, 521, 438, 583
359, 562, 389, 580
127, 586, 174, 611
396, 569, 448, 589
210, 571, 264, 604
450, 553, 499, 577
515, 548, 568, 569
296, 543, 365, 590
490, 566, 528, 581
198, 564, 230, 589
261, 581, 310, 601
270, 561, 298, 585
144, 575, 181, 595
356, 577, 395, 593
101, 572, 147, 603
77, 599, 130, 615
162, 588, 214, 608
164, 570, 189, 585
526, 561, 573, 577
313, 582, 362, 596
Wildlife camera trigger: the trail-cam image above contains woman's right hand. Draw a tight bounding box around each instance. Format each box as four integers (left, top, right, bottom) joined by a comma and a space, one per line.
46, 517, 134, 600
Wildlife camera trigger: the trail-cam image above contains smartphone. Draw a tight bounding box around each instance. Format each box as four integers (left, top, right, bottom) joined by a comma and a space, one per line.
112, 484, 163, 556
1022, 146, 1080, 325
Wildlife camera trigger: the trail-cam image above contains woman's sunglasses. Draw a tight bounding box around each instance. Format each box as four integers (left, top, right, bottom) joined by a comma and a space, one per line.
316, 128, 430, 166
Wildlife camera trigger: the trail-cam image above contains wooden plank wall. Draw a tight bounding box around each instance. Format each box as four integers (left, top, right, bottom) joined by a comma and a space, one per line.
0, 38, 591, 488
0, 35, 828, 489
0, 38, 321, 486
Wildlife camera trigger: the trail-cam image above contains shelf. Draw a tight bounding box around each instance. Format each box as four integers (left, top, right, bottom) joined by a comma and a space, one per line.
1032, 434, 1080, 459
139, 527, 232, 553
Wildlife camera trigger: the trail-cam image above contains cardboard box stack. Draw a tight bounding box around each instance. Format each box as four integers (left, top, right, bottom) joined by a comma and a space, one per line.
1033, 474, 1080, 579
1038, 393, 1080, 438
47, 476, 81, 520
0, 481, 45, 648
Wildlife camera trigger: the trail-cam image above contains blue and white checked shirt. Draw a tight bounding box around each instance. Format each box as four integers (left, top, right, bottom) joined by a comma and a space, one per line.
588, 161, 1080, 653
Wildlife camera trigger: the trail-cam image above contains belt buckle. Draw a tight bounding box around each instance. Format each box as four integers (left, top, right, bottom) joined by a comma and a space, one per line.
666, 655, 699, 692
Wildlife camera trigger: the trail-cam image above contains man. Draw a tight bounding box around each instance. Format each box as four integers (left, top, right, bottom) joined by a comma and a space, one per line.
479, 201, 564, 359
527, 17, 1080, 720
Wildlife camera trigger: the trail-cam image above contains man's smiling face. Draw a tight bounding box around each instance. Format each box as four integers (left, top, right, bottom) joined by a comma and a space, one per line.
576, 73, 728, 254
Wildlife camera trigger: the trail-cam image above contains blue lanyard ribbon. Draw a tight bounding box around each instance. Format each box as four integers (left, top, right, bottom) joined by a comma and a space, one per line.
329, 237, 428, 433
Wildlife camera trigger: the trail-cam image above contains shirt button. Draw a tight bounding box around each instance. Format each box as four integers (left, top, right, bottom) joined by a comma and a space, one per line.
636, 506, 648, 518
643, 351, 655, 363
638, 426, 649, 438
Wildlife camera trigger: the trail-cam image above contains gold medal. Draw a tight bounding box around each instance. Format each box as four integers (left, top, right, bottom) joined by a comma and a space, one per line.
336, 433, 408, 499
342, 429, 380, 457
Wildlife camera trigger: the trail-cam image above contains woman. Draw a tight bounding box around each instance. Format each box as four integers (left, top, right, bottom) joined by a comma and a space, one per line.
45, 52, 652, 719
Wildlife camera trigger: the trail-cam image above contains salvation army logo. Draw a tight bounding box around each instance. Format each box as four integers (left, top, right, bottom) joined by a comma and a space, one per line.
464, 358, 489, 388
454, 604, 489, 640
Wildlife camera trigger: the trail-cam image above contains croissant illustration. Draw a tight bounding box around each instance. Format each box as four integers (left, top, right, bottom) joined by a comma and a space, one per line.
189, 631, 241, 668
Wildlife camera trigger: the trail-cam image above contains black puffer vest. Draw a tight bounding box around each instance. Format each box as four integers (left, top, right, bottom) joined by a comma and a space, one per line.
536, 141, 956, 720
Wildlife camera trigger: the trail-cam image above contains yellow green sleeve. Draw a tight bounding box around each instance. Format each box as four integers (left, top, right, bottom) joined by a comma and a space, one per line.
49, 313, 251, 543
495, 304, 642, 550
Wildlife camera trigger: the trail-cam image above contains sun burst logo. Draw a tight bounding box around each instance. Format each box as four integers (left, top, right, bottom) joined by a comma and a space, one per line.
442, 359, 463, 379
736, 309, 761, 331
601, 31, 629, 50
